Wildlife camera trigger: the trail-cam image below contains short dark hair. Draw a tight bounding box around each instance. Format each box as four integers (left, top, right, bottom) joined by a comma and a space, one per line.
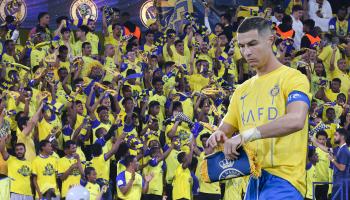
97, 106, 108, 114
122, 97, 133, 105
316, 131, 328, 139
56, 16, 68, 24
174, 40, 183, 46
303, 19, 315, 30
281, 15, 293, 24
332, 78, 341, 85
63, 140, 76, 150
38, 12, 49, 22
112, 23, 122, 30
124, 155, 136, 167
84, 167, 95, 178
149, 101, 160, 109
177, 152, 186, 163
220, 13, 231, 21
39, 140, 50, 152
17, 116, 29, 131
15, 143, 26, 150
292, 5, 303, 13
82, 42, 91, 49
60, 27, 70, 34
59, 45, 68, 54
173, 101, 182, 111
200, 133, 211, 141
152, 77, 163, 86
78, 25, 89, 34
237, 17, 271, 35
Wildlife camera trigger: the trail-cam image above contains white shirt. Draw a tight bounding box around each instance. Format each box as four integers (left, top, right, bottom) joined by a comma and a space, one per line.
291, 15, 303, 50
271, 16, 282, 26
308, 0, 333, 31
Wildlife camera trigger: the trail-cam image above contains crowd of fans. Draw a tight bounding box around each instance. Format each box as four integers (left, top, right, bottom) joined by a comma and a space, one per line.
0, 0, 349, 200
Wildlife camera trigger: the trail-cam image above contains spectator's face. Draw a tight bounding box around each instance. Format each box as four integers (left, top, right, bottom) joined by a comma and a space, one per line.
68, 144, 77, 155
317, 135, 327, 145
238, 29, 274, 69
124, 100, 134, 111
76, 29, 83, 38
219, 35, 228, 46
15, 145, 25, 159
215, 25, 223, 35
131, 157, 139, 170
58, 69, 68, 80
43, 143, 53, 154
83, 44, 92, 55
105, 45, 115, 56
337, 95, 346, 105
76, 103, 84, 115
113, 11, 120, 21
146, 33, 154, 43
88, 21, 96, 31
113, 25, 122, 36
175, 42, 184, 54
308, 49, 317, 60
337, 59, 347, 71
201, 137, 209, 148
60, 49, 68, 59
6, 41, 15, 52
63, 31, 70, 40
336, 9, 346, 19
314, 63, 324, 75
98, 109, 109, 122
154, 81, 163, 92
40, 14, 50, 25
294, 10, 303, 19
127, 51, 136, 61
275, 12, 284, 21
334, 131, 342, 145
87, 170, 97, 182
326, 109, 335, 121
102, 97, 111, 108
330, 81, 340, 92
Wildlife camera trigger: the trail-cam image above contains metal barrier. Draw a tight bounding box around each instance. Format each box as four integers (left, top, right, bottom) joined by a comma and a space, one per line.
312, 180, 350, 200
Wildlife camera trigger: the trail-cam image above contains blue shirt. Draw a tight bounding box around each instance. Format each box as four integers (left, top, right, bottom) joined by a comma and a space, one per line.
333, 144, 350, 182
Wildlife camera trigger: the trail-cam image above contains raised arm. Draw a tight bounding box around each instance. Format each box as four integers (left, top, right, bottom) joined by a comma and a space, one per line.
22, 103, 44, 136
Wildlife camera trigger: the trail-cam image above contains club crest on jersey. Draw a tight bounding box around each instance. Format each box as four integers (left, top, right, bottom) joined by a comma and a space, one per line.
270, 85, 280, 97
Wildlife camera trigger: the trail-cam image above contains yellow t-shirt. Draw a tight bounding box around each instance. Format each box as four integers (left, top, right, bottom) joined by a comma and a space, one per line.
172, 165, 192, 200
1, 53, 15, 63
148, 93, 167, 123
162, 45, 176, 62
58, 156, 81, 197
305, 164, 317, 199
116, 170, 143, 200
165, 149, 181, 184
7, 156, 32, 195
38, 118, 53, 142
187, 74, 210, 92
73, 40, 83, 56
91, 154, 110, 181
223, 65, 310, 196
318, 45, 341, 77
143, 159, 164, 196
104, 56, 117, 82
30, 48, 47, 67
223, 177, 247, 200
86, 32, 99, 55
32, 155, 59, 195
324, 88, 342, 102
81, 56, 94, 77
315, 148, 329, 182
85, 182, 100, 200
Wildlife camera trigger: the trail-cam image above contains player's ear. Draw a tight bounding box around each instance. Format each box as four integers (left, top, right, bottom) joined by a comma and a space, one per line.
266, 34, 275, 46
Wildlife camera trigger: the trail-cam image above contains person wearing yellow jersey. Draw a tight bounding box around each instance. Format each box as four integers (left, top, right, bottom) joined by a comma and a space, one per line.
103, 44, 118, 82
163, 29, 176, 62
141, 30, 157, 55
1, 40, 18, 63
81, 42, 95, 77
73, 25, 89, 57
187, 59, 210, 92
149, 78, 167, 123
314, 131, 330, 199
16, 103, 44, 161
318, 37, 342, 77
87, 20, 99, 56
32, 140, 59, 200
116, 155, 153, 200
0, 139, 33, 200
305, 146, 319, 200
91, 131, 124, 200
316, 78, 344, 103
58, 141, 84, 198
143, 143, 174, 200
207, 17, 311, 199
196, 134, 221, 199
330, 57, 350, 96
80, 167, 105, 200
172, 140, 195, 200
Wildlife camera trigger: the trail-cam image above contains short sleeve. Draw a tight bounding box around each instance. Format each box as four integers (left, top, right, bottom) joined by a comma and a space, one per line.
116, 171, 126, 188
57, 158, 66, 174
31, 159, 37, 175
222, 91, 239, 129
148, 158, 158, 167
337, 148, 349, 165
91, 119, 101, 129
318, 47, 330, 62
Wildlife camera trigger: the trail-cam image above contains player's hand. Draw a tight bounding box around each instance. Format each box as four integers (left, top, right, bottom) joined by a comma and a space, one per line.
328, 154, 335, 162
207, 130, 228, 148
144, 173, 154, 182
223, 135, 242, 160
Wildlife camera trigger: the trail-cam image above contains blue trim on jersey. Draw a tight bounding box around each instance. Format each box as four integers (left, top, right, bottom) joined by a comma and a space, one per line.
116, 171, 126, 188
287, 91, 310, 107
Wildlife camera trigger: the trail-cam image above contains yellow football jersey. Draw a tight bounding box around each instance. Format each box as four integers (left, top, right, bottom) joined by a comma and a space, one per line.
86, 32, 99, 55
305, 164, 317, 199
172, 165, 192, 200
7, 156, 32, 195
91, 154, 110, 181
223, 65, 310, 195
32, 155, 59, 195
315, 148, 329, 182
116, 170, 143, 200
58, 156, 81, 197
85, 181, 100, 200
318, 46, 341, 77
